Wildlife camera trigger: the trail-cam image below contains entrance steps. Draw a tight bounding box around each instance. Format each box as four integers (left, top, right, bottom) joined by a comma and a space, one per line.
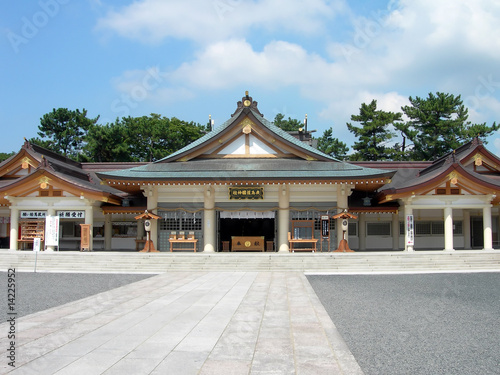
1, 250, 500, 274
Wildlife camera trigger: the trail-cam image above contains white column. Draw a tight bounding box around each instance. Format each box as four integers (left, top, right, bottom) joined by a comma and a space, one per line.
278, 184, 290, 252
444, 206, 454, 251
147, 186, 158, 250
392, 213, 400, 250
104, 214, 112, 250
85, 207, 94, 251
358, 213, 366, 251
9, 207, 18, 251
203, 185, 216, 252
336, 185, 349, 247
483, 205, 493, 251
463, 210, 471, 249
404, 205, 414, 252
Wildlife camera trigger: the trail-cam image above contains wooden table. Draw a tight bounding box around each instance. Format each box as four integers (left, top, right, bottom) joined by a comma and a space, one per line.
231, 236, 265, 251
288, 232, 318, 252
169, 239, 198, 252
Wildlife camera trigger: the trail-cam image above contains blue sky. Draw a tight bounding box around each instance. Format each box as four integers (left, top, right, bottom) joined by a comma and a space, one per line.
1, 0, 500, 155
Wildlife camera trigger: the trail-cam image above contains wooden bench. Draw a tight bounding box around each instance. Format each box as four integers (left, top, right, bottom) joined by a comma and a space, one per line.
169, 232, 198, 252
288, 232, 318, 252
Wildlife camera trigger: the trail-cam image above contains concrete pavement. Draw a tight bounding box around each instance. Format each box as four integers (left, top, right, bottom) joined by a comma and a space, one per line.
0, 272, 363, 374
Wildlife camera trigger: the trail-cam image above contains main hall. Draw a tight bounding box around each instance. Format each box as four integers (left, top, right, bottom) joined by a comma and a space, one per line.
1, 93, 499, 253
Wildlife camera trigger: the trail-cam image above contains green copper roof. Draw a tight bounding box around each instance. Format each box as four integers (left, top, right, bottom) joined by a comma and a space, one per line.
97, 97, 395, 182
99, 158, 394, 181
156, 107, 338, 163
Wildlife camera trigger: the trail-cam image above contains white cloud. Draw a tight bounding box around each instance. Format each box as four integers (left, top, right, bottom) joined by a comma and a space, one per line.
107, 0, 500, 144
96, 0, 343, 44
494, 138, 500, 156
170, 39, 333, 89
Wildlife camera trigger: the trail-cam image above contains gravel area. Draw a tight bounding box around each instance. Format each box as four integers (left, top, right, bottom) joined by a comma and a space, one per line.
1, 271, 153, 322
307, 273, 500, 375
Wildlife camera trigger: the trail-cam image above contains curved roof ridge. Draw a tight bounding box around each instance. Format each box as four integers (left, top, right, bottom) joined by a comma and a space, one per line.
252, 109, 339, 162
156, 104, 339, 163
154, 110, 241, 163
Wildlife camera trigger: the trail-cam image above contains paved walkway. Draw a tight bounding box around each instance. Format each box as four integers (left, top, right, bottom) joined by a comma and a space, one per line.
0, 272, 363, 375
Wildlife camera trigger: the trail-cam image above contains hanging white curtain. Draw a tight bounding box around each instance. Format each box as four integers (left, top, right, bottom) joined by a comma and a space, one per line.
220, 210, 275, 219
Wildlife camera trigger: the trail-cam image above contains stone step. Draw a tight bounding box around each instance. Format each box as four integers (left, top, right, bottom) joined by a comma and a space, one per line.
1, 250, 499, 273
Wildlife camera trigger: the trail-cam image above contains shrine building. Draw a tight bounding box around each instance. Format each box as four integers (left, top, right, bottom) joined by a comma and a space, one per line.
1, 93, 500, 253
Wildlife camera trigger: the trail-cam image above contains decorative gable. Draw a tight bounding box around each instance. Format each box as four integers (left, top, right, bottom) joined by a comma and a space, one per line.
462, 152, 500, 175
380, 164, 500, 205
1, 168, 121, 205
0, 152, 39, 179
215, 133, 279, 156
156, 93, 336, 163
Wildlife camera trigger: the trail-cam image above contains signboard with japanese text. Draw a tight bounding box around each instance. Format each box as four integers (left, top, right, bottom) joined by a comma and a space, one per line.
321, 215, 330, 238
406, 215, 414, 246
57, 211, 85, 219
33, 237, 41, 252
45, 215, 60, 247
20, 211, 46, 219
80, 224, 91, 251
229, 187, 264, 200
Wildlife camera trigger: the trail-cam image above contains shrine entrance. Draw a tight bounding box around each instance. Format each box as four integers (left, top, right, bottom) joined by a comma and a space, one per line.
218, 211, 275, 252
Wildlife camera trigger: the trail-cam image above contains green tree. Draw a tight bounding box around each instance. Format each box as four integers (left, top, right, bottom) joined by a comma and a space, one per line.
121, 114, 208, 162
397, 92, 499, 160
347, 100, 402, 161
83, 120, 130, 162
316, 128, 349, 159
37, 108, 99, 160
0, 152, 15, 163
273, 113, 303, 131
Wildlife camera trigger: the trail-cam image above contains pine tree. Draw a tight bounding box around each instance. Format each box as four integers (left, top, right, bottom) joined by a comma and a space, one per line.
347, 100, 402, 161
316, 128, 349, 160
397, 92, 499, 160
